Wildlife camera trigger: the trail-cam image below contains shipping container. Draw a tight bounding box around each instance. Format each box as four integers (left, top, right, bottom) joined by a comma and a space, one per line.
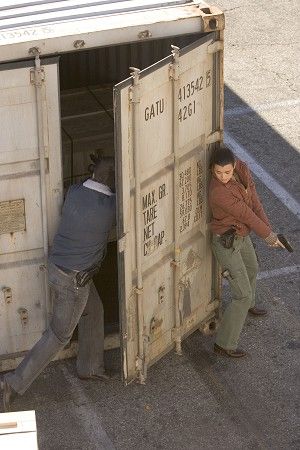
0, 0, 224, 384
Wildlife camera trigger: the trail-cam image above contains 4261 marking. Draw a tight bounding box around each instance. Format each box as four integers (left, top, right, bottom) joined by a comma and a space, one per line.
178, 101, 196, 122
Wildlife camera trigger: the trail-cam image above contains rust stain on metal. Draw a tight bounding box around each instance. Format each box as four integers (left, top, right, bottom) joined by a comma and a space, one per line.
158, 284, 165, 304
179, 278, 192, 323
186, 249, 195, 269
182, 281, 192, 319
150, 316, 163, 336
138, 30, 152, 40
18, 308, 29, 326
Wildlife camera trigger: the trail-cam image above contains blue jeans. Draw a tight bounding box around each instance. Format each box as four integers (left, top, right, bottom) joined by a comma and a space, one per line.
6, 262, 104, 395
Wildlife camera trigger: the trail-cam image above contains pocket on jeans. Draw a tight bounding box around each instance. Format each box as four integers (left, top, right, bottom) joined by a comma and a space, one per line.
226, 269, 246, 298
74, 283, 91, 300
50, 271, 75, 292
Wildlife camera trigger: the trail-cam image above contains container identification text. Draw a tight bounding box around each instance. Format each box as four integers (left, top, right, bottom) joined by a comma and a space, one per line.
142, 183, 167, 256
178, 70, 211, 123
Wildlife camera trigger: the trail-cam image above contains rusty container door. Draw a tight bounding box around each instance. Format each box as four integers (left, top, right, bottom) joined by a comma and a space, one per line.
114, 33, 223, 384
0, 59, 62, 369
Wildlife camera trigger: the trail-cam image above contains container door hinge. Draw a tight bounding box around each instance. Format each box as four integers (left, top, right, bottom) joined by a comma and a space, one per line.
198, 6, 225, 32
2, 287, 12, 304
171, 260, 180, 268
169, 62, 179, 81
29, 48, 45, 86
207, 41, 224, 54
171, 326, 182, 355
169, 45, 180, 80
118, 234, 127, 253
134, 286, 143, 296
129, 67, 141, 103
206, 130, 223, 145
135, 356, 146, 384
171, 327, 181, 341
30, 67, 45, 86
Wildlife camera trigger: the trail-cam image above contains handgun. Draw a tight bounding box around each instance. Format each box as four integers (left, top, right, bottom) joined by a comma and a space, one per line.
277, 234, 294, 253
75, 265, 100, 287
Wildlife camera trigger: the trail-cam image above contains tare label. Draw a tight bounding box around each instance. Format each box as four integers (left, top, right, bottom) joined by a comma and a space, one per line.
178, 158, 204, 234
141, 182, 168, 257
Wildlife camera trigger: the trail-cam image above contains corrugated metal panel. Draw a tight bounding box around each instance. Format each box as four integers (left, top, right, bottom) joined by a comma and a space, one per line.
0, 0, 193, 30
60, 33, 202, 89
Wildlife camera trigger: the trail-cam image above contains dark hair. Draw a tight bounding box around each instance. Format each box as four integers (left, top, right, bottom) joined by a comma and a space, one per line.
88, 153, 115, 187
210, 147, 235, 169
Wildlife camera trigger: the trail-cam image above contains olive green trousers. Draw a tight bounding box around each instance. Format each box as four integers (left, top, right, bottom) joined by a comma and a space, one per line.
212, 234, 259, 350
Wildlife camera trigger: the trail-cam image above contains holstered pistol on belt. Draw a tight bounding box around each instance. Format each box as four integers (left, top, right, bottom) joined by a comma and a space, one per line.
75, 265, 100, 287
219, 228, 236, 249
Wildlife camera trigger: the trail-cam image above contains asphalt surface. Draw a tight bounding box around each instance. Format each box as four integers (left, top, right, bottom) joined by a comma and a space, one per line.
1, 1, 300, 449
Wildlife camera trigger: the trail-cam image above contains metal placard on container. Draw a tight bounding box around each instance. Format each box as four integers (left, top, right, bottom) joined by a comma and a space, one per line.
0, 199, 26, 235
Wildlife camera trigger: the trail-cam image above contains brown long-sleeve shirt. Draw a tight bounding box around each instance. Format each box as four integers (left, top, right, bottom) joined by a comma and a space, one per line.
209, 160, 272, 239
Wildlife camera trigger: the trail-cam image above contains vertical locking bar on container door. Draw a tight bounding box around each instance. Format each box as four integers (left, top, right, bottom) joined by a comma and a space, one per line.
207, 36, 224, 144
129, 67, 147, 384
217, 30, 224, 302
30, 50, 50, 322
212, 32, 224, 303
218, 30, 224, 138
210, 33, 224, 140
170, 46, 182, 355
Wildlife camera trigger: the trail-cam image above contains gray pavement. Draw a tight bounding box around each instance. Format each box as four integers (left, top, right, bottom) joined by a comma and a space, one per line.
2, 1, 300, 449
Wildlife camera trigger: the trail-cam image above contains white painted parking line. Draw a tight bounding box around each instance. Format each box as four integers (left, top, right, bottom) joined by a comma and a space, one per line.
61, 366, 115, 450
257, 265, 300, 280
222, 265, 299, 285
225, 99, 300, 117
224, 132, 300, 219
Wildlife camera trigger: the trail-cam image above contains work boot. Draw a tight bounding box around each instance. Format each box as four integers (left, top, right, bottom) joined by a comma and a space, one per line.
248, 307, 267, 316
214, 343, 247, 358
1, 377, 17, 412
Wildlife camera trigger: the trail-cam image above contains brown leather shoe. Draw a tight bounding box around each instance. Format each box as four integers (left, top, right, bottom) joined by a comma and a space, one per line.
248, 307, 267, 316
214, 343, 247, 358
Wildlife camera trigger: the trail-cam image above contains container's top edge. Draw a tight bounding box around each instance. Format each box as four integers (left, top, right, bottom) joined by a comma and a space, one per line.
114, 32, 213, 90
0, 0, 201, 31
